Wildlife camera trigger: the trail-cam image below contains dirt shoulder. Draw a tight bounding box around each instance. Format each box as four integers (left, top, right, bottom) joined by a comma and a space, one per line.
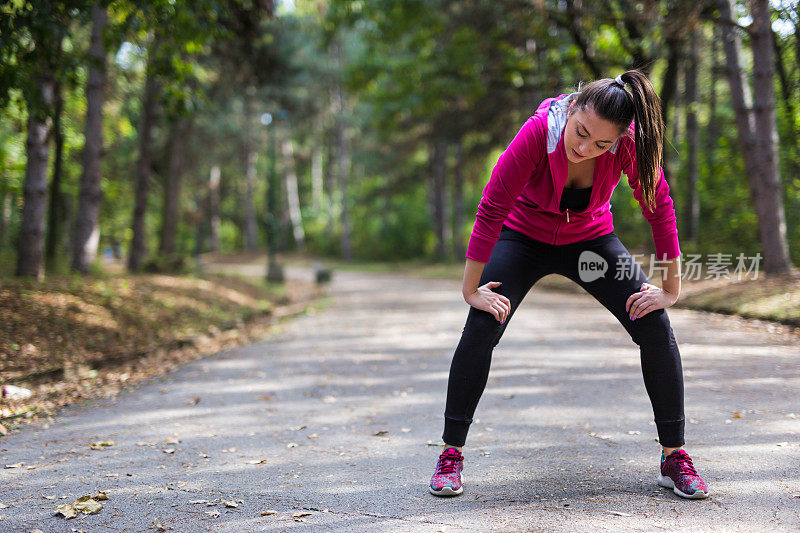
0, 268, 328, 435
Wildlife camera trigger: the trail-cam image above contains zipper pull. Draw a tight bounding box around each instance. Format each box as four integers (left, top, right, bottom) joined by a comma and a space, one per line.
566, 209, 570, 223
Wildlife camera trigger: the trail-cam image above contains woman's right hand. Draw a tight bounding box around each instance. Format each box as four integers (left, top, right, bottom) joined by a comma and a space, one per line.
464, 281, 511, 322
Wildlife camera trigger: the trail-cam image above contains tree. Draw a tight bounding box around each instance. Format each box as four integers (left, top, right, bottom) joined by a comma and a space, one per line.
0, 2, 93, 278
71, 3, 109, 273
718, 0, 793, 273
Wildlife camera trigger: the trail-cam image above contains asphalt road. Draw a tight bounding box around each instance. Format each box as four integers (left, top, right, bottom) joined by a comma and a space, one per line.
1, 267, 799, 532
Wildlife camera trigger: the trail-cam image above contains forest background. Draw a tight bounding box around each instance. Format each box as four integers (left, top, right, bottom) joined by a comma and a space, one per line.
1, 0, 799, 277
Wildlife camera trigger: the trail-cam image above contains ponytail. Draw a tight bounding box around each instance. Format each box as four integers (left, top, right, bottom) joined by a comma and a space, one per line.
571, 69, 664, 212
617, 70, 664, 213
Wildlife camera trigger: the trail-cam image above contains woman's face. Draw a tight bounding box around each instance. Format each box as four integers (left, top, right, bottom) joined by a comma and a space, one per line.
564, 102, 624, 163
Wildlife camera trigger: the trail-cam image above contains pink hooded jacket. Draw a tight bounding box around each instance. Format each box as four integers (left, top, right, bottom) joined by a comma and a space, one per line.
466, 92, 681, 264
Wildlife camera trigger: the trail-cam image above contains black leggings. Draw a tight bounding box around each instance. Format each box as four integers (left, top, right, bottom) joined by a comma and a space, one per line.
443, 225, 685, 448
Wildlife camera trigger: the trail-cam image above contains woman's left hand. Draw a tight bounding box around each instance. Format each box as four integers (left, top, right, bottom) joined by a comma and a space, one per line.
626, 282, 677, 321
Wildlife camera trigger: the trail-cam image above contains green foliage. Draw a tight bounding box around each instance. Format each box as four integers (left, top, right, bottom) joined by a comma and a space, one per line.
0, 0, 798, 275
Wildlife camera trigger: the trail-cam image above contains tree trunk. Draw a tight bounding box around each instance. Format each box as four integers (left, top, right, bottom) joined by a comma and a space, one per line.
323, 110, 336, 244
334, 41, 352, 261
209, 165, 221, 254
16, 75, 55, 279
71, 3, 107, 273
684, 27, 699, 243
706, 24, 720, 182
243, 96, 259, 251
452, 140, 465, 261
281, 138, 305, 251
128, 40, 160, 272
0, 190, 10, 245
336, 113, 351, 261
159, 116, 191, 256
45, 79, 65, 269
311, 115, 324, 213
719, 0, 792, 273
429, 138, 447, 260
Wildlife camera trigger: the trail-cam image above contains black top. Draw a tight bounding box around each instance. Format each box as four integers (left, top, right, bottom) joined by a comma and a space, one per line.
559, 185, 592, 212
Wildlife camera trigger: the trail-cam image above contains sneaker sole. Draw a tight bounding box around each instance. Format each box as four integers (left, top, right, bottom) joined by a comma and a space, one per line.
657, 474, 709, 499
429, 473, 464, 497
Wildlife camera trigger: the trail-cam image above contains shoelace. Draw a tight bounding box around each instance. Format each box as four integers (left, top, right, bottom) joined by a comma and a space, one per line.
671, 452, 698, 477
436, 452, 462, 475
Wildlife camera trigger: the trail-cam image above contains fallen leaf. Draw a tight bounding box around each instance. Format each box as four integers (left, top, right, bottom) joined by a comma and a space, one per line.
261, 509, 278, 515
223, 500, 238, 508
188, 500, 208, 504
205, 510, 220, 518
164, 436, 181, 445
162, 448, 175, 454
0, 423, 7, 435
246, 459, 268, 464
607, 510, 632, 517
0, 503, 8, 508
307, 434, 318, 439
4, 463, 23, 469
372, 430, 389, 436
290, 425, 307, 431
287, 442, 298, 448
90, 440, 115, 449
187, 396, 201, 405
733, 412, 742, 419
55, 494, 104, 518
777, 442, 789, 446
153, 521, 173, 531
55, 503, 77, 519
73, 495, 103, 514
291, 511, 312, 518
321, 396, 337, 403
94, 490, 109, 501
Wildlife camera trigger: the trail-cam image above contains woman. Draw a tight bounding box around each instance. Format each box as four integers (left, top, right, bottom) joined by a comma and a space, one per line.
429, 70, 709, 500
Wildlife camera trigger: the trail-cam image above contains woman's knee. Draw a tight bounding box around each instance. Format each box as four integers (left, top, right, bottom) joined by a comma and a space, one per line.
462, 307, 506, 343
627, 308, 676, 347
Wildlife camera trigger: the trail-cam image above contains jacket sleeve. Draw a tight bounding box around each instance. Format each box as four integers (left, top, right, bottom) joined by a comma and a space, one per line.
466, 115, 545, 263
619, 135, 681, 260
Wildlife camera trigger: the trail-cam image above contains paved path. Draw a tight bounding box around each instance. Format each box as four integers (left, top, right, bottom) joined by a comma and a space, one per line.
1, 268, 799, 532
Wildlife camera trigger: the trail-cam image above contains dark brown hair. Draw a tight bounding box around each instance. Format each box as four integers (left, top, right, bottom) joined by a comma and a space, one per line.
568, 69, 664, 212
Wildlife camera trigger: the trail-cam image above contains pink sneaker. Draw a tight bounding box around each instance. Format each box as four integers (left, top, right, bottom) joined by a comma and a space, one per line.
658, 449, 709, 499
429, 447, 464, 496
